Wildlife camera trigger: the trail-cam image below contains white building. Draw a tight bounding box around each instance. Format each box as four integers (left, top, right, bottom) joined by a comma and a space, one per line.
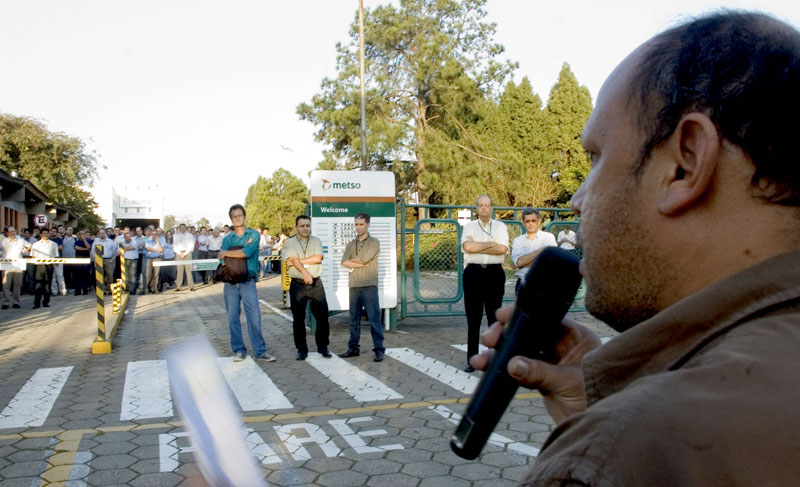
111, 185, 164, 229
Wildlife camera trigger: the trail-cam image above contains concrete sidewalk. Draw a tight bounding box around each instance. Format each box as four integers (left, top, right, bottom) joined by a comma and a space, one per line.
0, 275, 615, 486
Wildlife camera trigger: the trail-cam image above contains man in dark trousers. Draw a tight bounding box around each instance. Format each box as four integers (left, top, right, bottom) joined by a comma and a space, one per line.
460, 195, 508, 372
283, 215, 331, 360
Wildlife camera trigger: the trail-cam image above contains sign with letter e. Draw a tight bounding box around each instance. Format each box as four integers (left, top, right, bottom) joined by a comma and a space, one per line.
34, 214, 48, 227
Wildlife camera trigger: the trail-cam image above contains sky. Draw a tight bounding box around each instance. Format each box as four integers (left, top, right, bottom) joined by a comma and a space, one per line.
2, 0, 799, 227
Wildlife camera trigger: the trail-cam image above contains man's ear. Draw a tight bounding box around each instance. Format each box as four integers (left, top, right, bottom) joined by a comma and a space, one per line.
658, 113, 720, 215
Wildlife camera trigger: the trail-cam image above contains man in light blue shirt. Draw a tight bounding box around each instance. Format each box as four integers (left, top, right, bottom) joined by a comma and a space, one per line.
144, 228, 163, 294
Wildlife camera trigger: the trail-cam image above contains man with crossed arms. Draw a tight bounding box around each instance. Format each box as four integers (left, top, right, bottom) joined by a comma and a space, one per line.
283, 215, 331, 361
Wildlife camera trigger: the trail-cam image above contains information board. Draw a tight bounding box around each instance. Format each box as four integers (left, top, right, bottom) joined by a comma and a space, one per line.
310, 170, 397, 311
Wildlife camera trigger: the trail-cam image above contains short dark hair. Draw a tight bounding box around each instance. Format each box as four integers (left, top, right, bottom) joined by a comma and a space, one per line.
632, 11, 800, 205
521, 208, 540, 220
229, 204, 246, 218
354, 212, 371, 223
296, 215, 311, 225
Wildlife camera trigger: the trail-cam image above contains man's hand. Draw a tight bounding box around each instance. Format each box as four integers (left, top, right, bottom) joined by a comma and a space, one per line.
470, 305, 601, 424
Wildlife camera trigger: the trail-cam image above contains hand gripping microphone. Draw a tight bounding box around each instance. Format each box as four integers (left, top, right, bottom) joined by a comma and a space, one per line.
450, 246, 582, 459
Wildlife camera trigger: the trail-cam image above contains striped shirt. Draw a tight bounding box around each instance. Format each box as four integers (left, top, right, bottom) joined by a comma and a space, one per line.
341, 234, 380, 288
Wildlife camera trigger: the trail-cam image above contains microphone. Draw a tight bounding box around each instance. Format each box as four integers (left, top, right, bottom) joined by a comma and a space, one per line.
450, 246, 582, 459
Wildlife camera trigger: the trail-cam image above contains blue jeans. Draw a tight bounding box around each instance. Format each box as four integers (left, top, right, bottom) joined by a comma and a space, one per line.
224, 277, 266, 356
347, 286, 384, 353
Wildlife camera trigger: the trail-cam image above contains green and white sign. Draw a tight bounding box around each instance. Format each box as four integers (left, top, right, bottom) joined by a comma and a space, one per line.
311, 170, 397, 311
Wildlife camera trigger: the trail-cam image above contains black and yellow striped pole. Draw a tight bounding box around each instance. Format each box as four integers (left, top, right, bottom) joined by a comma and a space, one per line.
120, 251, 127, 293
112, 280, 122, 313
91, 244, 111, 354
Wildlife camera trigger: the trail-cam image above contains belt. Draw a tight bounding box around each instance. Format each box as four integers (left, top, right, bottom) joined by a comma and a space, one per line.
291, 277, 320, 283
466, 263, 503, 268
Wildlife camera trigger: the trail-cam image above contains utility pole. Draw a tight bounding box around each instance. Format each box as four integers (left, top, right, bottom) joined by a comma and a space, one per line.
358, 0, 368, 170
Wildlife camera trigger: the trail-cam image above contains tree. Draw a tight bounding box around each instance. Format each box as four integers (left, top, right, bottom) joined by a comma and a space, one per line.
297, 0, 516, 203
544, 63, 593, 203
163, 215, 178, 231
244, 169, 309, 234
195, 217, 210, 229
0, 113, 103, 227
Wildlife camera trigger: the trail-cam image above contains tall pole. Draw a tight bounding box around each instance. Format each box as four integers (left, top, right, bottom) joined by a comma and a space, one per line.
358, 0, 368, 170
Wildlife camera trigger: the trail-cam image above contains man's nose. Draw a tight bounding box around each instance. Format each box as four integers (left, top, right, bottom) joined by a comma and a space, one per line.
571, 183, 586, 216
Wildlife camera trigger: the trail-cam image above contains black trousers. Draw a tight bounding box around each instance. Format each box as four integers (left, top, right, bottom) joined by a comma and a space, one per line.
34, 266, 53, 306
463, 263, 506, 361
289, 278, 330, 353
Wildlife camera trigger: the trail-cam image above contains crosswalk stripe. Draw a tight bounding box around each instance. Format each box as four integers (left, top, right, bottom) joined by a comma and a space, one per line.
0, 366, 73, 429
216, 357, 293, 411
305, 354, 403, 402
385, 348, 480, 394
120, 360, 173, 421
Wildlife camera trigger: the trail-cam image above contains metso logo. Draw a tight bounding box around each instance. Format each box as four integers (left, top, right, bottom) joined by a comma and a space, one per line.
321, 179, 361, 190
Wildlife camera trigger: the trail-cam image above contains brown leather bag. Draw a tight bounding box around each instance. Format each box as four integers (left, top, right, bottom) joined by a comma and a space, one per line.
213, 246, 249, 284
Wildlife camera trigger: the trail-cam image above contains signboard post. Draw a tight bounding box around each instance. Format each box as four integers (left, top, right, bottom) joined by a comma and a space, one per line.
310, 171, 397, 329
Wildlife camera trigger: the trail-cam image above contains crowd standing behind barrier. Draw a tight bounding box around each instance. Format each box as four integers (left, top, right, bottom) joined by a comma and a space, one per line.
0, 222, 289, 311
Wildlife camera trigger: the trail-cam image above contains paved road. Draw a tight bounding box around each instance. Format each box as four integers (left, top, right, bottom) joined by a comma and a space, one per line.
0, 275, 614, 486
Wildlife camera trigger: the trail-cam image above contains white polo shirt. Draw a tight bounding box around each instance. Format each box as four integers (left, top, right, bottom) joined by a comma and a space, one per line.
461, 218, 509, 265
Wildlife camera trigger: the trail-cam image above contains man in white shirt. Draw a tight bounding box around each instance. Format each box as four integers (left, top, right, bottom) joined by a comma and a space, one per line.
91, 229, 117, 295
31, 228, 59, 308
120, 230, 139, 293
557, 227, 578, 251
197, 227, 210, 284
511, 208, 557, 295
172, 223, 195, 291
1, 226, 31, 309
460, 195, 509, 372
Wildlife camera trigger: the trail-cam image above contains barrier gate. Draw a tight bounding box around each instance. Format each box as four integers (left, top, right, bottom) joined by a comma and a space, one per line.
398, 202, 584, 319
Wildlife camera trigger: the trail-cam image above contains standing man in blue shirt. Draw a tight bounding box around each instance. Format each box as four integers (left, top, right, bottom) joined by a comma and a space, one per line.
218, 204, 276, 363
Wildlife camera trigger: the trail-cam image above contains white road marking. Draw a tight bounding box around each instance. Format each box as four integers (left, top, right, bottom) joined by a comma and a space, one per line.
120, 360, 173, 420
259, 298, 293, 321
430, 405, 539, 457
450, 343, 489, 354
0, 366, 73, 428
385, 348, 480, 394
305, 354, 403, 402
216, 356, 293, 411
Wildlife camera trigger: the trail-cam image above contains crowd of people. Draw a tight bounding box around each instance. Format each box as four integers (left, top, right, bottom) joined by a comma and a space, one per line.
0, 222, 289, 309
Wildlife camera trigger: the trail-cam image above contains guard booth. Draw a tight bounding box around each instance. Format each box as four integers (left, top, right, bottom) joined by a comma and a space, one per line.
310, 170, 398, 330
398, 201, 584, 319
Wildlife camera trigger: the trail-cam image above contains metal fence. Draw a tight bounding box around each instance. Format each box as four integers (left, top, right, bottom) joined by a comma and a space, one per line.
399, 201, 583, 319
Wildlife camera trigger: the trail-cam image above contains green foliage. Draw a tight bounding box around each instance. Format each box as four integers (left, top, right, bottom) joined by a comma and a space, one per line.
195, 217, 210, 229
244, 169, 309, 234
0, 113, 103, 226
299, 3, 594, 208
544, 63, 593, 203
163, 215, 178, 231
297, 0, 516, 201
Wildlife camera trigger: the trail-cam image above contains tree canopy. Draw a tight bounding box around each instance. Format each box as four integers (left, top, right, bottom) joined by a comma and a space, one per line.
0, 113, 103, 228
298, 0, 594, 209
297, 0, 517, 203
244, 169, 309, 234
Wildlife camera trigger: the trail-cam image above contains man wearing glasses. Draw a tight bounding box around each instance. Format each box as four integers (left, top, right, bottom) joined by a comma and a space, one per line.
218, 204, 276, 363
510, 208, 556, 295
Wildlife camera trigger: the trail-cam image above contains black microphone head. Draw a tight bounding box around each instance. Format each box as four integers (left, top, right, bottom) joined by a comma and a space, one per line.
516, 247, 582, 316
